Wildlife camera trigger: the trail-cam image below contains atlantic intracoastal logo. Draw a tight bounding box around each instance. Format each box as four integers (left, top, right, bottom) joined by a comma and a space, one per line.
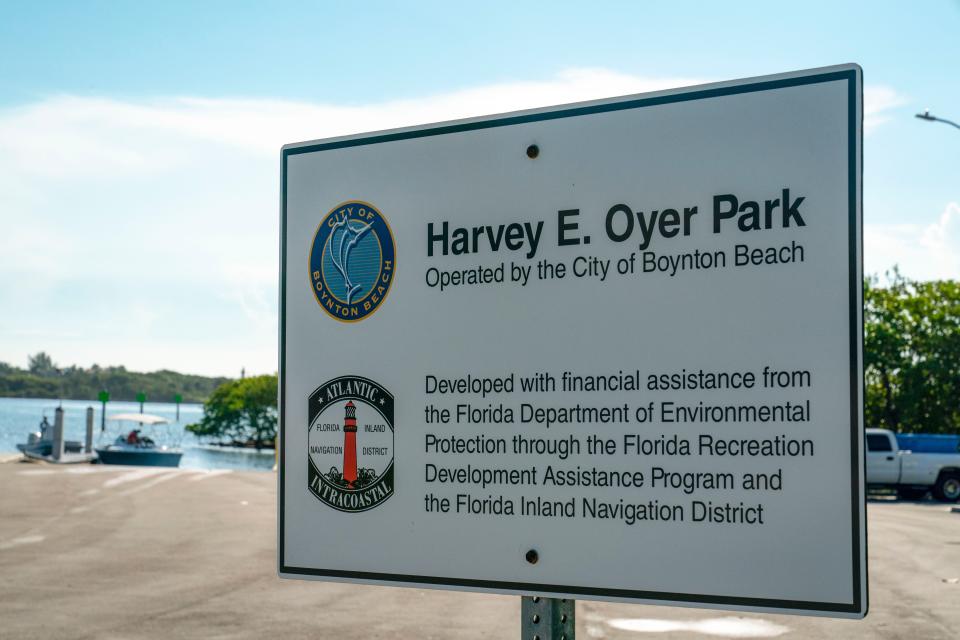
307, 376, 394, 513
309, 201, 395, 322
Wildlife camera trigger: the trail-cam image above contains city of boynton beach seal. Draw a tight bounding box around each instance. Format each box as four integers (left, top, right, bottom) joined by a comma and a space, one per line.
309, 201, 395, 322
307, 376, 394, 513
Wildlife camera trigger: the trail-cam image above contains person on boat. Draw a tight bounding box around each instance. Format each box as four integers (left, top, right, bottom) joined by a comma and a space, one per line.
126, 429, 141, 445
39, 416, 51, 438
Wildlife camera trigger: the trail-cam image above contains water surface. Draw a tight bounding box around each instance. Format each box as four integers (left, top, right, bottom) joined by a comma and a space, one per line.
0, 397, 274, 471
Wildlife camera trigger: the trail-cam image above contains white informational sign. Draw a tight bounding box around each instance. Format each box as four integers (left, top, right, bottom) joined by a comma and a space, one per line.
278, 65, 866, 618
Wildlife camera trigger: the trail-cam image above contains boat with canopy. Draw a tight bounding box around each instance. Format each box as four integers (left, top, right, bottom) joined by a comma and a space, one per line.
95, 413, 183, 467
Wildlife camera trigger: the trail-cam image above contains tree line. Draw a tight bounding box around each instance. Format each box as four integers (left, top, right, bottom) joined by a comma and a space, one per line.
865, 272, 960, 434
4, 272, 958, 448
186, 375, 277, 449
0, 352, 229, 404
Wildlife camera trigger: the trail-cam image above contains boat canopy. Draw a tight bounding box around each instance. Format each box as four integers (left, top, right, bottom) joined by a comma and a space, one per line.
106, 413, 170, 425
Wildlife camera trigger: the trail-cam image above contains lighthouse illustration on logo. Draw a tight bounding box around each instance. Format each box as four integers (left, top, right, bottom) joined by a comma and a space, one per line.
307, 375, 394, 512
342, 401, 358, 487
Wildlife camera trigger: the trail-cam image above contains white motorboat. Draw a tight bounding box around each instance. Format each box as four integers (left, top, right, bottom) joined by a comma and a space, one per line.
95, 413, 183, 467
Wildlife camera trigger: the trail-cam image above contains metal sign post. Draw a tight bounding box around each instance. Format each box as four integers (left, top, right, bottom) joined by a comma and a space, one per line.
522, 597, 575, 640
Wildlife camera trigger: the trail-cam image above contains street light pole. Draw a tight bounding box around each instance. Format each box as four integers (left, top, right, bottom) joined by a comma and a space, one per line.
916, 109, 960, 131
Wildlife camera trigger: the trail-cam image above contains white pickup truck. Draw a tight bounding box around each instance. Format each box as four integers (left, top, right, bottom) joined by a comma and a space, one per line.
866, 428, 960, 501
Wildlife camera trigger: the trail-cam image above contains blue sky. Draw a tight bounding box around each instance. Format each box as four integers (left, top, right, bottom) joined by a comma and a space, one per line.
1, 1, 958, 376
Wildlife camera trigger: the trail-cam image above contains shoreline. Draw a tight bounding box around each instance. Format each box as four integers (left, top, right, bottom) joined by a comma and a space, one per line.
194, 443, 275, 455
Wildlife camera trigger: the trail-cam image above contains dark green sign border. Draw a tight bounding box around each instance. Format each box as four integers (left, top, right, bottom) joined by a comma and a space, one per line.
279, 66, 865, 616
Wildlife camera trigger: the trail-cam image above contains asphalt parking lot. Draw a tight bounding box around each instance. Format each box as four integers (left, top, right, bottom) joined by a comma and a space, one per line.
0, 462, 957, 639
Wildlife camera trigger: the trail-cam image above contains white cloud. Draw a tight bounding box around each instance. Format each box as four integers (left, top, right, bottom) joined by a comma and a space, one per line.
0, 68, 704, 177
865, 202, 960, 280
0, 74, 903, 181
0, 68, 703, 375
864, 85, 907, 133
0, 69, 916, 375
